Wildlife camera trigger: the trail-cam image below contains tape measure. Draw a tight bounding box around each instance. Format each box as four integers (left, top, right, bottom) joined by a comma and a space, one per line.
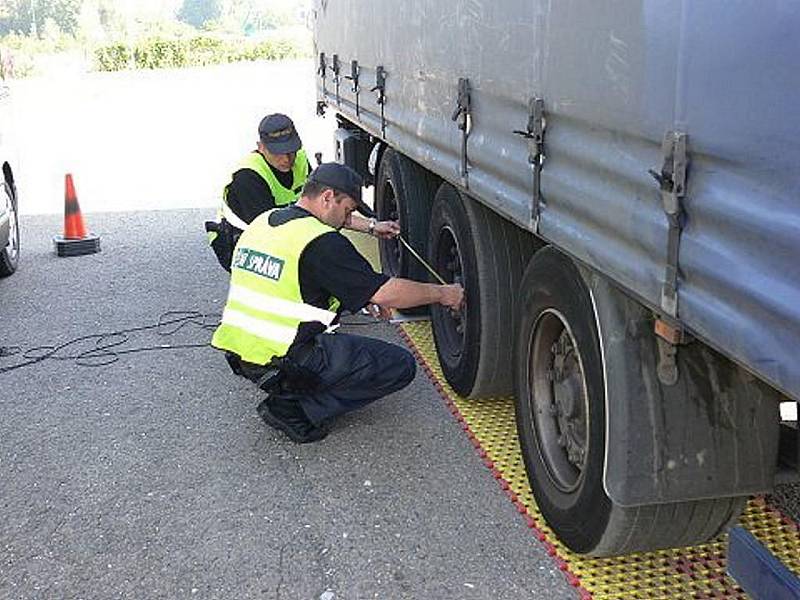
397, 235, 447, 285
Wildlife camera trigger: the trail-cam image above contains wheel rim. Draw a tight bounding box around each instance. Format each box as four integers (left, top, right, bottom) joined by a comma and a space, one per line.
379, 180, 401, 275
2, 183, 18, 263
528, 309, 589, 493
433, 225, 466, 364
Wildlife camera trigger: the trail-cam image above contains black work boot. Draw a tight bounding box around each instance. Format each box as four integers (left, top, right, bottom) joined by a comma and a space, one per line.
256, 396, 328, 444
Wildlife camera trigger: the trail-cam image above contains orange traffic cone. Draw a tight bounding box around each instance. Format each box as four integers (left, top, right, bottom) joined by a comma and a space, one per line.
63, 174, 87, 239
53, 173, 100, 257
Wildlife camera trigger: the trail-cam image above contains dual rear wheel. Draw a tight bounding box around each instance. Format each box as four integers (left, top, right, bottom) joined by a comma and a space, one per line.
377, 149, 746, 556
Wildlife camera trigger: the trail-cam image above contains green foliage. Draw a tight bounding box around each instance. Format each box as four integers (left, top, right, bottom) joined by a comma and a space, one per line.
0, 25, 80, 77
187, 35, 227, 65
174, 0, 306, 36
92, 41, 129, 72
0, 0, 310, 78
0, 0, 307, 39
134, 38, 188, 69
0, 31, 37, 77
92, 34, 310, 73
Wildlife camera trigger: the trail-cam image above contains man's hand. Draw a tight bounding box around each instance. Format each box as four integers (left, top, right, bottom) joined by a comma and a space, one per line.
365, 303, 393, 320
370, 278, 464, 313
371, 220, 400, 239
439, 284, 464, 311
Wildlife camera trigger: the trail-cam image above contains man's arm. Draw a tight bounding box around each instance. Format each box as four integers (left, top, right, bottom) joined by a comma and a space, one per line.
371, 277, 464, 310
227, 169, 276, 224
301, 232, 462, 315
347, 214, 400, 239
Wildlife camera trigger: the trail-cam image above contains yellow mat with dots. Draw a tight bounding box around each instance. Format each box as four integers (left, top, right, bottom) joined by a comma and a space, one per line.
399, 321, 800, 600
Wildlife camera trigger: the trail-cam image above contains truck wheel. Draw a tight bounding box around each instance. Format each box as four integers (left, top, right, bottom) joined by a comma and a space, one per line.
514, 248, 745, 556
375, 149, 438, 285
0, 179, 19, 277
429, 184, 536, 397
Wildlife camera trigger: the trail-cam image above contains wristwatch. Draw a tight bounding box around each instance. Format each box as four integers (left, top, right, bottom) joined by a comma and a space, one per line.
368, 218, 376, 236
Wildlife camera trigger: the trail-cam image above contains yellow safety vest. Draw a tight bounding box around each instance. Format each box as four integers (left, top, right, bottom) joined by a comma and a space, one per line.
218, 149, 309, 230
211, 209, 340, 365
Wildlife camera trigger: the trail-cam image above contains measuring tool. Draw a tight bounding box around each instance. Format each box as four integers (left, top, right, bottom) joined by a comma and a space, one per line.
397, 235, 447, 284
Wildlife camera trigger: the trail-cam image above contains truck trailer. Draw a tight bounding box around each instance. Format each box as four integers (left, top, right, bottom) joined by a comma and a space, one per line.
312, 0, 800, 557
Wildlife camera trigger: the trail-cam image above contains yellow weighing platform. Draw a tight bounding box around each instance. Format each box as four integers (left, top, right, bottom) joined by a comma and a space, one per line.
399, 322, 800, 600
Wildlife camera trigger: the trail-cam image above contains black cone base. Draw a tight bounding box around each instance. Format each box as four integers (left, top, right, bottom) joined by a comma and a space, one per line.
53, 234, 101, 257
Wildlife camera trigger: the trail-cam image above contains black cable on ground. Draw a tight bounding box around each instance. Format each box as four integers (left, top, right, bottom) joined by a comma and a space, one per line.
0, 311, 221, 374
0, 311, 397, 375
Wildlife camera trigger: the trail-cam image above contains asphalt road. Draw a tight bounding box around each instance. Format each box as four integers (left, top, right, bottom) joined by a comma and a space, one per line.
0, 210, 574, 599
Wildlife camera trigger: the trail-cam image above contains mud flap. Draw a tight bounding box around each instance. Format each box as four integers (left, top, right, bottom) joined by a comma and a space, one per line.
582, 269, 780, 507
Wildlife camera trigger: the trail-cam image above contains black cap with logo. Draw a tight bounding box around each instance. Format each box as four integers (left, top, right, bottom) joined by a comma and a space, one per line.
258, 113, 302, 154
308, 162, 375, 218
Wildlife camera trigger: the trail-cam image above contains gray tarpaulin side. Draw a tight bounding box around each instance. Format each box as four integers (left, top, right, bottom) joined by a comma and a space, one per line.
313, 0, 800, 403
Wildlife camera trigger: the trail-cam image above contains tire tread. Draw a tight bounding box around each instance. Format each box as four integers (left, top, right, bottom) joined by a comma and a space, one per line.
464, 199, 536, 397
592, 494, 746, 556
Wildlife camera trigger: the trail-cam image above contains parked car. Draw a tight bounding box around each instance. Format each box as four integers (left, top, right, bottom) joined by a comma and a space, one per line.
0, 81, 19, 277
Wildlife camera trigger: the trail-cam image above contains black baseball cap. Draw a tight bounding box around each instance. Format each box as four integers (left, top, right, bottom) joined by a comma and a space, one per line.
258, 113, 302, 154
308, 162, 375, 218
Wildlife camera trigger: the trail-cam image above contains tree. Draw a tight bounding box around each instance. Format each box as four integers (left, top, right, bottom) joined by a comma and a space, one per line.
0, 0, 83, 37
0, 0, 33, 34
177, 0, 221, 29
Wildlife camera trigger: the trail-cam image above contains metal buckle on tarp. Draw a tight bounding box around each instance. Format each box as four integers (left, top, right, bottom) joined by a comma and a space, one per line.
451, 77, 472, 188
344, 59, 360, 118
317, 52, 327, 116
331, 53, 341, 106
370, 65, 387, 138
649, 131, 688, 320
513, 97, 546, 231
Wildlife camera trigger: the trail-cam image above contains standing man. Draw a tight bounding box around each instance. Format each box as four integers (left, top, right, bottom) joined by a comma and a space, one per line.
211, 163, 464, 443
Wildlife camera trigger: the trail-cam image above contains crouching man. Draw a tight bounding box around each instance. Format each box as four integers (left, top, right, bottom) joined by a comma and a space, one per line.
211, 163, 464, 443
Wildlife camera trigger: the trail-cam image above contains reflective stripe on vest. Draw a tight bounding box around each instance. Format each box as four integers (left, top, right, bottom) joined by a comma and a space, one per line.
219, 307, 298, 347
220, 202, 249, 231
227, 283, 336, 326
211, 210, 337, 365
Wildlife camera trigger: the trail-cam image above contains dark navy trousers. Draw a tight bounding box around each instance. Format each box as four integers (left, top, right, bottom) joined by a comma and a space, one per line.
237, 332, 417, 426
290, 332, 417, 425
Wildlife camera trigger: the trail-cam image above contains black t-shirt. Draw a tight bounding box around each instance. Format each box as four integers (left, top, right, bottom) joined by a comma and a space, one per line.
267, 206, 390, 345
225, 152, 309, 226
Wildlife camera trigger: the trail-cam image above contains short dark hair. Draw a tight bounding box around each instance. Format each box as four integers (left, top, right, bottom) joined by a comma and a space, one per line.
301, 179, 347, 200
